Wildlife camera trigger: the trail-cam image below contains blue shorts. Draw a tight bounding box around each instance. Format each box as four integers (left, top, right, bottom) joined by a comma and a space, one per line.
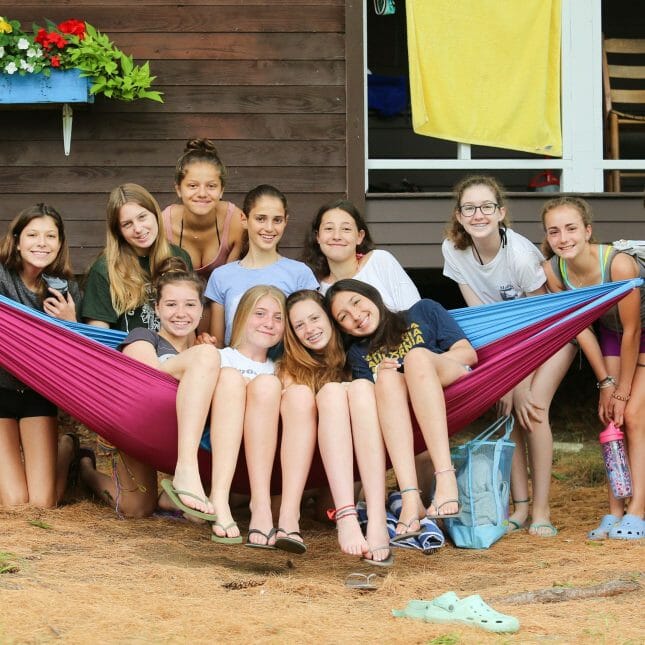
0, 387, 57, 420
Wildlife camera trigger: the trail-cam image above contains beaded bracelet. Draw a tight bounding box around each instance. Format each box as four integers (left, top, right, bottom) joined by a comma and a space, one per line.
596, 376, 616, 389
611, 391, 630, 402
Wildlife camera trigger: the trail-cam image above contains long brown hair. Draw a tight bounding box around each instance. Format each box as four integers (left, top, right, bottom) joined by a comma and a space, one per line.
325, 279, 408, 354
280, 290, 347, 392
444, 175, 510, 250
104, 183, 173, 315
0, 203, 74, 300
301, 200, 375, 281
540, 195, 596, 259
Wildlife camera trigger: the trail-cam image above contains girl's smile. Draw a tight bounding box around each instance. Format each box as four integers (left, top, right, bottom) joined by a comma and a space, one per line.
119, 202, 159, 255
330, 291, 379, 336
289, 299, 333, 351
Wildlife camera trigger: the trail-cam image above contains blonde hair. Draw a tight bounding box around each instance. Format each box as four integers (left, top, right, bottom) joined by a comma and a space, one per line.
445, 175, 510, 250
104, 183, 174, 315
540, 196, 595, 259
280, 290, 347, 392
228, 285, 286, 350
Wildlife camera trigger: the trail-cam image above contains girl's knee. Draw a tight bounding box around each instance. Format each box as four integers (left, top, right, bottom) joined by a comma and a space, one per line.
316, 381, 346, 405
190, 344, 221, 372
248, 375, 281, 400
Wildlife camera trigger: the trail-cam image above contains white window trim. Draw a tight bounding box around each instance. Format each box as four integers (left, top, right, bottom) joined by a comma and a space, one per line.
364, 0, 643, 193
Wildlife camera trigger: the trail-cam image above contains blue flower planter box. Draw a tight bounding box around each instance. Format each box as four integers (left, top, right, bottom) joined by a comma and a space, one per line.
0, 69, 94, 104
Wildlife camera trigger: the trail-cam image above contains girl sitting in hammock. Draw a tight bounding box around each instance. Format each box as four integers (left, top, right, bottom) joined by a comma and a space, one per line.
278, 289, 391, 563
0, 204, 81, 508
81, 258, 223, 519
325, 279, 477, 529
542, 196, 644, 540
202, 284, 286, 546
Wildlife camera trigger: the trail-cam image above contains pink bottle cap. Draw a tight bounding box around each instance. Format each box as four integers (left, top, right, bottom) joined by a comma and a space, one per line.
599, 421, 624, 444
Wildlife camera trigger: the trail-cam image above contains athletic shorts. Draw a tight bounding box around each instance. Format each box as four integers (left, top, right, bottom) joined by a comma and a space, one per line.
0, 387, 57, 420
598, 324, 645, 357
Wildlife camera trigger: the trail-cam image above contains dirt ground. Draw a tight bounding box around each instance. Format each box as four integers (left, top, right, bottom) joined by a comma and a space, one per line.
1, 369, 643, 644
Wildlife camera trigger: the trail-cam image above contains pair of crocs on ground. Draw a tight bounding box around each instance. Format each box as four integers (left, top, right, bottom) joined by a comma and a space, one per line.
587, 514, 645, 540
393, 591, 520, 633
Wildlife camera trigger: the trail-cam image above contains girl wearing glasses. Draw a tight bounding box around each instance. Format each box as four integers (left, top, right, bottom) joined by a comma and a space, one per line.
441, 175, 576, 537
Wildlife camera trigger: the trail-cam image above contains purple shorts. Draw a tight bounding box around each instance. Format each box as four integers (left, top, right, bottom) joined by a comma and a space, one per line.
598, 324, 645, 357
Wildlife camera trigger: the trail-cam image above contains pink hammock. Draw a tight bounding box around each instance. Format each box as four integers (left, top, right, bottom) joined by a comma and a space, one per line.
0, 280, 639, 492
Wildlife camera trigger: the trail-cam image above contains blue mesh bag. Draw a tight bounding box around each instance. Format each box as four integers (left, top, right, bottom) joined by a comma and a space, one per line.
444, 415, 515, 549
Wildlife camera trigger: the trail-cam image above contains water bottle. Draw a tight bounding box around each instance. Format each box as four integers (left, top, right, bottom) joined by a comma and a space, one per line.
599, 422, 633, 499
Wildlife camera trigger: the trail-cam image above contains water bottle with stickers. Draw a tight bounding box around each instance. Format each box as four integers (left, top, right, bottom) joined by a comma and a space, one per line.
599, 422, 632, 499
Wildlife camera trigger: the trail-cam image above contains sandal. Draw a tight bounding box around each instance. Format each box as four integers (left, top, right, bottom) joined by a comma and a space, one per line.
426, 467, 461, 519
607, 514, 644, 540
245, 528, 277, 550
345, 573, 378, 591
587, 514, 621, 540
211, 521, 243, 545
393, 592, 520, 633
361, 545, 394, 568
275, 529, 307, 555
391, 487, 423, 542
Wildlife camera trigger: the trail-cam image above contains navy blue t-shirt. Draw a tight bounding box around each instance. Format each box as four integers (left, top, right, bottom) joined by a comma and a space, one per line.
346, 299, 468, 381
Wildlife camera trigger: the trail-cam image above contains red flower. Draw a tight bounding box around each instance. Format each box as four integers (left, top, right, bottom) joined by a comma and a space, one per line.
35, 28, 50, 48
50, 56, 61, 67
58, 19, 86, 39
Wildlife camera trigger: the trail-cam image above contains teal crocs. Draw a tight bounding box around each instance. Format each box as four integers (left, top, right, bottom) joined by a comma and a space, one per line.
393, 592, 520, 634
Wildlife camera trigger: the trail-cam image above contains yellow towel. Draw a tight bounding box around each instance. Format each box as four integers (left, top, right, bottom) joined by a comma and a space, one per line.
406, 0, 562, 157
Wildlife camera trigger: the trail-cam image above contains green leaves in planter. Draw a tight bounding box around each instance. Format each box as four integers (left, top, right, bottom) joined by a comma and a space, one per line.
67, 23, 163, 102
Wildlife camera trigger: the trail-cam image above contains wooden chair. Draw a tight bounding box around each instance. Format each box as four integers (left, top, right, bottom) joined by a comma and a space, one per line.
603, 37, 645, 192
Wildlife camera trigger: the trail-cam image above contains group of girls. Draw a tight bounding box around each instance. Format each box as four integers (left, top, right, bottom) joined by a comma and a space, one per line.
1, 141, 642, 548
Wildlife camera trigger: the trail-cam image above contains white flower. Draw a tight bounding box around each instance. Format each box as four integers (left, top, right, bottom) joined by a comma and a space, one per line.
17, 37, 29, 50
5, 61, 17, 74
24, 63, 34, 73
0, 46, 5, 58
26, 47, 38, 58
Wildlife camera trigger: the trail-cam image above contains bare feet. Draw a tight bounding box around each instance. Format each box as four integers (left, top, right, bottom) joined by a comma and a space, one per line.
336, 512, 369, 557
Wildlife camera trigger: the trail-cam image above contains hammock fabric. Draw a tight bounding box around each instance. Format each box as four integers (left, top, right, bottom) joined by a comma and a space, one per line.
0, 280, 640, 493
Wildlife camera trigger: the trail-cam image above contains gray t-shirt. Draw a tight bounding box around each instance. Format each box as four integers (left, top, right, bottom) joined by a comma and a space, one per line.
0, 265, 81, 390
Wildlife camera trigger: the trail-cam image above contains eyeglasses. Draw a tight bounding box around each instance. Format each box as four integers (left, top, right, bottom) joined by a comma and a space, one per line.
458, 203, 499, 217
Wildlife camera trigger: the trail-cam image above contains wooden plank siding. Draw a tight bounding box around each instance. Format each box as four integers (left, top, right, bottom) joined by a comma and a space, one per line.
366, 193, 645, 269
0, 0, 349, 271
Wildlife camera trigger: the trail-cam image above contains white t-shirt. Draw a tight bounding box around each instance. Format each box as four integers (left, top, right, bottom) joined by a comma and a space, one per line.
441, 228, 546, 304
319, 249, 420, 311
219, 347, 275, 380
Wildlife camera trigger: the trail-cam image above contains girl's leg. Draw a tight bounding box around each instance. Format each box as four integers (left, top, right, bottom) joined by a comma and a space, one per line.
20, 416, 58, 508
623, 358, 645, 518
159, 344, 220, 515
317, 382, 368, 556
277, 384, 318, 548
209, 368, 246, 539
0, 418, 29, 506
55, 432, 78, 503
523, 344, 575, 535
507, 426, 530, 530
244, 374, 282, 546
374, 368, 425, 534
80, 449, 159, 518
403, 347, 465, 517
347, 379, 390, 563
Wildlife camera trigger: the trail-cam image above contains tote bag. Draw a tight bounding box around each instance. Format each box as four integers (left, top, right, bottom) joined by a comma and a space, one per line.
444, 415, 515, 549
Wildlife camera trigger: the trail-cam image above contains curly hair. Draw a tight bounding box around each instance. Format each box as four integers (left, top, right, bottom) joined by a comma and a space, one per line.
444, 175, 510, 250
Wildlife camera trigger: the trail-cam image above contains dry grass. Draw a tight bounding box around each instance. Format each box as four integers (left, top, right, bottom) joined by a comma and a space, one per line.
1, 435, 643, 644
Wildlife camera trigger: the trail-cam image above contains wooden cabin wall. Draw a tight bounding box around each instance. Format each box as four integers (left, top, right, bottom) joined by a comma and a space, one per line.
0, 1, 347, 272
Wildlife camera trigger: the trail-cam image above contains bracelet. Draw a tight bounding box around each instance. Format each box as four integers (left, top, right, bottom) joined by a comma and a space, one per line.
611, 391, 631, 402
596, 376, 616, 389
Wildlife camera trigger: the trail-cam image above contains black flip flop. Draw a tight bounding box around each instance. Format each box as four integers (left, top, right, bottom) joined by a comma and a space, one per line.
274, 529, 307, 555
245, 528, 277, 550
